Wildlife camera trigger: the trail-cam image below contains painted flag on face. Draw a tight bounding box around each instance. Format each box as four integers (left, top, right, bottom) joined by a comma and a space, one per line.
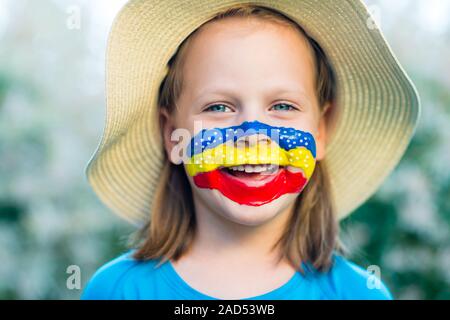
184, 121, 316, 206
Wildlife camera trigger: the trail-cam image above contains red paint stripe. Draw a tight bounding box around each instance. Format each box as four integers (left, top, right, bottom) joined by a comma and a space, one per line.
193, 168, 308, 206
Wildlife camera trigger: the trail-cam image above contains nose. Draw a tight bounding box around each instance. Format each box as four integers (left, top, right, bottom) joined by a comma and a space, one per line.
235, 134, 271, 149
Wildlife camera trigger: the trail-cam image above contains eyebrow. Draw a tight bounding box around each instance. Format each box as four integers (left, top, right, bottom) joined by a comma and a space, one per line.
193, 84, 312, 106
268, 87, 311, 103
192, 86, 236, 101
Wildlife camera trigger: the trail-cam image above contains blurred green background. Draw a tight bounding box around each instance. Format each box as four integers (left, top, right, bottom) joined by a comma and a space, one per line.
0, 0, 449, 299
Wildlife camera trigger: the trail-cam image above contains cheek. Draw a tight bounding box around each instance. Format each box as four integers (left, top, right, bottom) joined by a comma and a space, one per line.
315, 140, 326, 161
170, 98, 200, 132
303, 112, 321, 137
313, 117, 328, 160
275, 111, 320, 136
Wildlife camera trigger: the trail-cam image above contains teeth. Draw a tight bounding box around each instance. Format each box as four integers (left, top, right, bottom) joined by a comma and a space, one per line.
253, 165, 263, 173
286, 165, 303, 173
227, 164, 280, 173
244, 165, 254, 173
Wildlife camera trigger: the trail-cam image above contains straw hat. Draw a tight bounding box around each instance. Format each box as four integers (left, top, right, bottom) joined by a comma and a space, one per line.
85, 0, 420, 226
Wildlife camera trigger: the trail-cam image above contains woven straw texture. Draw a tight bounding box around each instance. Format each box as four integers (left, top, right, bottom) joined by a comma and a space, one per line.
85, 0, 421, 226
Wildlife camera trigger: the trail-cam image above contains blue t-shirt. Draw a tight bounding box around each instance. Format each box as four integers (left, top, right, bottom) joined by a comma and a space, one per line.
80, 250, 393, 300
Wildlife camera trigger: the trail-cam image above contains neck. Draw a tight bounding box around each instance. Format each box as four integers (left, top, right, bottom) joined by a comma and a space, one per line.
187, 193, 295, 265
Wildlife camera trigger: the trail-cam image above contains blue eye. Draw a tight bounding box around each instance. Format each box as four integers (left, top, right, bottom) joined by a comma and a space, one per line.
204, 104, 233, 112
270, 103, 297, 111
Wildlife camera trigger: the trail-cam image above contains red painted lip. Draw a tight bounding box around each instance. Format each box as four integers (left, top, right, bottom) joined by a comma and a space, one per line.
193, 167, 308, 206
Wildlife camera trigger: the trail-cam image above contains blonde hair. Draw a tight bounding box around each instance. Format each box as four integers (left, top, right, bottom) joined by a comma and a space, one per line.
131, 4, 342, 272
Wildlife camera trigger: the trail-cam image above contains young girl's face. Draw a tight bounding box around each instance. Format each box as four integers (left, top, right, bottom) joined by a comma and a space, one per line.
162, 17, 328, 226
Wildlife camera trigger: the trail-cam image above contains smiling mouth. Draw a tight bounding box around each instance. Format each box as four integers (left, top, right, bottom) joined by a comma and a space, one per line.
193, 163, 308, 206
219, 164, 302, 187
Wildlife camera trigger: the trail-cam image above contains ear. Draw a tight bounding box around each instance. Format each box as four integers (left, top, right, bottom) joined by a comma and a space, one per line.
315, 102, 331, 161
159, 108, 178, 164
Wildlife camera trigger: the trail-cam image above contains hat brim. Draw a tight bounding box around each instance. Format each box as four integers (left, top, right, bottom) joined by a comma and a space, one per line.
85, 0, 420, 226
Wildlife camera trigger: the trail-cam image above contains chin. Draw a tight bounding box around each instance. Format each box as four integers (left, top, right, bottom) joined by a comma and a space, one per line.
192, 185, 299, 227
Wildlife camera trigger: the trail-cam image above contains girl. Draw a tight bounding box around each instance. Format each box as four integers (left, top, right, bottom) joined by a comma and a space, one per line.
81, 0, 419, 300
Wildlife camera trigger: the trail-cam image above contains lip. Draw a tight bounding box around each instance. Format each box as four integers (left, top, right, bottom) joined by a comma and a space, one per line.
192, 166, 308, 206
218, 166, 281, 187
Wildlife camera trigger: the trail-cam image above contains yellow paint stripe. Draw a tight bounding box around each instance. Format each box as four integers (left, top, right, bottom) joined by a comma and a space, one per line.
185, 144, 315, 178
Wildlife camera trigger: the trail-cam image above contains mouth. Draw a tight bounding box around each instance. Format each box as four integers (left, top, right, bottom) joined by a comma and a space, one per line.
218, 164, 303, 187
220, 165, 278, 188
193, 164, 308, 206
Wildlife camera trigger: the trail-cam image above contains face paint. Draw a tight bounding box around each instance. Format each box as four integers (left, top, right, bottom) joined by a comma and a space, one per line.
184, 121, 316, 206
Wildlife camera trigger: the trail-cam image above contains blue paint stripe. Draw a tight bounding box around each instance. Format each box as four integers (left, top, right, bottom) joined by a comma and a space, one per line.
187, 121, 316, 158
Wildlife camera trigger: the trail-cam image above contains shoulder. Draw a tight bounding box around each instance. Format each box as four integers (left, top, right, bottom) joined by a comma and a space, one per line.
312, 254, 393, 300
80, 250, 161, 300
